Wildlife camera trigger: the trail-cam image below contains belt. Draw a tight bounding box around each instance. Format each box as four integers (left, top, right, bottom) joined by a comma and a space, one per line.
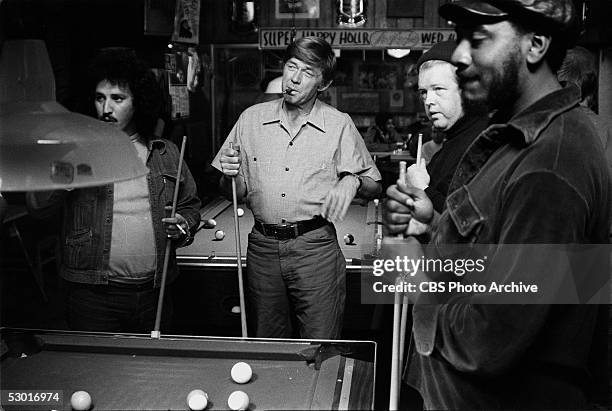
106, 279, 155, 290
254, 217, 329, 240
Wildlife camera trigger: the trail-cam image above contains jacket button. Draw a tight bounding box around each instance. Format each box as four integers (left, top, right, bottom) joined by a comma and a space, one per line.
285, 167, 289, 171
106, 217, 111, 223
289, 142, 293, 146
281, 193, 286, 197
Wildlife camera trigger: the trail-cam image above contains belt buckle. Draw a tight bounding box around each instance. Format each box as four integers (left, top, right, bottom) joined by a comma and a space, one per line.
274, 223, 298, 240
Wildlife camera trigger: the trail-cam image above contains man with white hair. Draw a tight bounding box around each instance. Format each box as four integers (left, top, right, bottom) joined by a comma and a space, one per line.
409, 40, 488, 215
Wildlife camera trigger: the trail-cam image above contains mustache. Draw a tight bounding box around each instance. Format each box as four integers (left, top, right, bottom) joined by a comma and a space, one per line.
100, 114, 117, 122
457, 70, 478, 84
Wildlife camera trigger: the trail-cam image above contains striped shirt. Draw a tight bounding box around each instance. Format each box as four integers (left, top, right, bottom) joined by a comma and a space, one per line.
212, 98, 381, 223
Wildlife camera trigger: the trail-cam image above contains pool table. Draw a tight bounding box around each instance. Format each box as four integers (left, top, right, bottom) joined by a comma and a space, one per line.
0, 328, 376, 410
177, 198, 382, 273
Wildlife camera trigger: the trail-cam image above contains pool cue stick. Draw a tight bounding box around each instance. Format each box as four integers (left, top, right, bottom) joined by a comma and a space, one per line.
398, 288, 409, 380
152, 135, 187, 338
397, 159, 411, 378
229, 142, 248, 338
389, 160, 408, 409
389, 276, 402, 411
416, 133, 423, 166
398, 135, 422, 375
373, 155, 380, 252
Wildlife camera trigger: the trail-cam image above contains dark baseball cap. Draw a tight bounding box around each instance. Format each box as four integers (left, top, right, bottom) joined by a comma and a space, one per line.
416, 40, 457, 70
439, 0, 576, 34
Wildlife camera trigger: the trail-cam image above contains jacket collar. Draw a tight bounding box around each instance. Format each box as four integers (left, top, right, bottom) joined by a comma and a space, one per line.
499, 84, 581, 145
149, 138, 166, 154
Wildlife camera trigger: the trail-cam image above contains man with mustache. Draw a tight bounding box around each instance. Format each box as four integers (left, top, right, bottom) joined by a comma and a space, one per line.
213, 37, 382, 339
27, 48, 201, 333
384, 0, 610, 409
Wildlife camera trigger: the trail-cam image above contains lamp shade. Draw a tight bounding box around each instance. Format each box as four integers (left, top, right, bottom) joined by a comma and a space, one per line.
0, 39, 147, 192
0, 102, 148, 191
0, 39, 56, 104
265, 76, 283, 94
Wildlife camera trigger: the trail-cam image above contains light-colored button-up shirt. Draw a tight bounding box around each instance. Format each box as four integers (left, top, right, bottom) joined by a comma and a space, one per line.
212, 98, 381, 223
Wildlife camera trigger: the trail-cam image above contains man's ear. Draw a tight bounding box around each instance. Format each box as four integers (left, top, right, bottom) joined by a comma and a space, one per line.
318, 79, 333, 93
526, 33, 552, 65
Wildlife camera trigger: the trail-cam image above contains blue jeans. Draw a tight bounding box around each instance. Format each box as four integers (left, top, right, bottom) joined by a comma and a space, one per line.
66, 281, 173, 333
246, 224, 346, 339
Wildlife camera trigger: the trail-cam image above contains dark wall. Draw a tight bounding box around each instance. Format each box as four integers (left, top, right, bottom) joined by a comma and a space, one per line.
1, 0, 169, 111
1, 0, 215, 201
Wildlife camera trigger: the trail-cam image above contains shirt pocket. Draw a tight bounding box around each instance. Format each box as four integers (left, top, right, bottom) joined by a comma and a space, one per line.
301, 160, 334, 202
437, 185, 485, 245
158, 173, 185, 207
68, 195, 96, 232
246, 154, 272, 193
64, 227, 93, 269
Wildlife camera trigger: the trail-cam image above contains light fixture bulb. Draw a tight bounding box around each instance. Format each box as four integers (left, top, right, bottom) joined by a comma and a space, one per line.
387, 49, 411, 59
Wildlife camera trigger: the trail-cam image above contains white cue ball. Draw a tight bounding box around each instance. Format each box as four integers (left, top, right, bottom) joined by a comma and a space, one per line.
231, 361, 252, 384
228, 390, 249, 410
215, 230, 225, 240
70, 390, 92, 411
187, 389, 209, 410
237, 207, 244, 217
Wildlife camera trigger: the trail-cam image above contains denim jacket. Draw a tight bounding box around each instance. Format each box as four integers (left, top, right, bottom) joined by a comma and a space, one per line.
406, 85, 612, 410
28, 138, 201, 287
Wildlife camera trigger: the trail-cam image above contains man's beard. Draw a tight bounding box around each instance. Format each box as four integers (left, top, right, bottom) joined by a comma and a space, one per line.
461, 44, 521, 117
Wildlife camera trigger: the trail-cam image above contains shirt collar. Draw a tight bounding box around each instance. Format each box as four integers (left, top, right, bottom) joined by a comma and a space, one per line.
261, 98, 327, 133
306, 98, 326, 132
261, 98, 284, 125
500, 84, 581, 145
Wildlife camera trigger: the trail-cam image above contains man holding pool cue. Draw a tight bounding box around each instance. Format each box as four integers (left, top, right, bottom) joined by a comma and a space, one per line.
384, 0, 611, 409
27, 48, 201, 334
213, 36, 382, 339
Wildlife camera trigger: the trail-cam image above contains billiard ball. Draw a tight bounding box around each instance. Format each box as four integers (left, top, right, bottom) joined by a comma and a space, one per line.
344, 234, 354, 245
204, 218, 217, 228
228, 390, 249, 410
215, 230, 225, 240
187, 389, 208, 411
231, 361, 253, 384
237, 207, 244, 217
70, 390, 92, 411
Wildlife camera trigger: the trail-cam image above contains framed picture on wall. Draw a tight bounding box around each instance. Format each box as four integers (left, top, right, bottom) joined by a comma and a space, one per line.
275, 0, 320, 19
